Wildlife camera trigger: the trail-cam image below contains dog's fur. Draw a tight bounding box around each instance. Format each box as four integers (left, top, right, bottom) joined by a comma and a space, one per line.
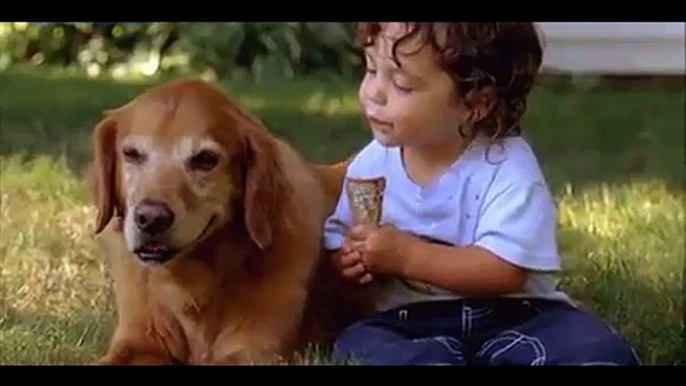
89, 79, 374, 365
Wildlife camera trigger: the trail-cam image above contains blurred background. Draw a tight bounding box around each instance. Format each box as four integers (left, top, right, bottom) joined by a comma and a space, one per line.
0, 22, 363, 83
0, 22, 684, 365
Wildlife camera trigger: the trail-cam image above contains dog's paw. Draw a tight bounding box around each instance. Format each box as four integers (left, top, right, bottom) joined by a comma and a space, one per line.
94, 345, 174, 366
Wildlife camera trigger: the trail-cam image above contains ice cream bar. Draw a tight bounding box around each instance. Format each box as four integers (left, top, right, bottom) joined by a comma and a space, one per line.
345, 177, 386, 225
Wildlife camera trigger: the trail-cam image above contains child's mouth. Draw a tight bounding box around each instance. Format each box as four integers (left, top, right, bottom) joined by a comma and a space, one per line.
367, 116, 393, 128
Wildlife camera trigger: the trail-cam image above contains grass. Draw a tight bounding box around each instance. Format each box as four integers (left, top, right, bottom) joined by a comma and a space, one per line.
0, 67, 684, 365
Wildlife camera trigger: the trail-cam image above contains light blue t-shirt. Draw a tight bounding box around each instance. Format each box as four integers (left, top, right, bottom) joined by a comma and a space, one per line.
323, 136, 572, 311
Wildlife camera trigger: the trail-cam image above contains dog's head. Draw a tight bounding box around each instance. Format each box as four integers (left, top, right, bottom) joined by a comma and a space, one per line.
91, 79, 288, 264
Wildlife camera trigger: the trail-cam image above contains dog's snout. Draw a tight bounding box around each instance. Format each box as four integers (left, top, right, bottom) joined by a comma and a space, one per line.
134, 199, 175, 234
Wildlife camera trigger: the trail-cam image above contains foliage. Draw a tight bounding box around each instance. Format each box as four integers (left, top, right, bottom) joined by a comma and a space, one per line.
0, 22, 363, 82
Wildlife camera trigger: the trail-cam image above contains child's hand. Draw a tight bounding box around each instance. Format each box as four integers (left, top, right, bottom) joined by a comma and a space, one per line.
348, 223, 416, 277
330, 238, 374, 285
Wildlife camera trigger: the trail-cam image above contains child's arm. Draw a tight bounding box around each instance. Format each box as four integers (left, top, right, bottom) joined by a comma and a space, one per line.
347, 225, 525, 295
353, 178, 561, 296
401, 240, 527, 296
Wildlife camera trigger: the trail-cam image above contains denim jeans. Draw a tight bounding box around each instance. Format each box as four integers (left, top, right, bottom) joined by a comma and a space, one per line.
332, 298, 641, 366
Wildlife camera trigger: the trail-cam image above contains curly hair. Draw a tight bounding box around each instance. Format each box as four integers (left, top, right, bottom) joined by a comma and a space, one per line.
355, 22, 543, 142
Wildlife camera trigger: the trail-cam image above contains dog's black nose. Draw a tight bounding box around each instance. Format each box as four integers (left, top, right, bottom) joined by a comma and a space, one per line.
134, 200, 174, 234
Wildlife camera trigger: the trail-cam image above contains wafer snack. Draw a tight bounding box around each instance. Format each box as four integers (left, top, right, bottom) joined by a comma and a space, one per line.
345, 176, 389, 291
345, 177, 386, 226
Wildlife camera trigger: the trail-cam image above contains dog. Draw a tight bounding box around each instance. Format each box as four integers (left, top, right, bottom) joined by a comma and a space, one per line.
88, 78, 374, 365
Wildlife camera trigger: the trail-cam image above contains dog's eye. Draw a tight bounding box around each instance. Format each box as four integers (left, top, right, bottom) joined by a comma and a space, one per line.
123, 147, 146, 164
188, 150, 219, 172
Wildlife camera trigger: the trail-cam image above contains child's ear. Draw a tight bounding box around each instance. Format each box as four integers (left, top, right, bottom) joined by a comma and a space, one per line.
464, 86, 497, 123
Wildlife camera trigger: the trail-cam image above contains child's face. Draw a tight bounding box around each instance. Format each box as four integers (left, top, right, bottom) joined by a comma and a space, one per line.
358, 23, 469, 148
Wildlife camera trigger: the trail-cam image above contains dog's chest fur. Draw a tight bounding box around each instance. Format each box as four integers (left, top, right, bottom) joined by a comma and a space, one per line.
152, 265, 233, 364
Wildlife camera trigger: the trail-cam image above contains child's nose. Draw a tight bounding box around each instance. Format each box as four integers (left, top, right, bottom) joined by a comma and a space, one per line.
366, 83, 387, 106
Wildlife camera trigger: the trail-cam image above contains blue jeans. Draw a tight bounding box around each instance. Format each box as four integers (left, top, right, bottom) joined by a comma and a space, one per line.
332, 298, 641, 366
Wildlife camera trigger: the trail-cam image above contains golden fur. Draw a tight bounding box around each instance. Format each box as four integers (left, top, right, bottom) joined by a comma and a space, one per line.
89, 78, 373, 365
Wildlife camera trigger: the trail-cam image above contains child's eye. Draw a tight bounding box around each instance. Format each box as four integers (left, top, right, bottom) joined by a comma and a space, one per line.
393, 81, 413, 93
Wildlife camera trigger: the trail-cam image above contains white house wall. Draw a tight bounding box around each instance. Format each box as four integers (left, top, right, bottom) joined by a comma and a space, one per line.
536, 22, 685, 75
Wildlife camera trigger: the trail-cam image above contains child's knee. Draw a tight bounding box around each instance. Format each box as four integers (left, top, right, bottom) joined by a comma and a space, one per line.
331, 324, 364, 356
477, 302, 641, 366
331, 318, 467, 365
574, 332, 641, 365
550, 315, 641, 365
565, 311, 641, 365
330, 320, 387, 363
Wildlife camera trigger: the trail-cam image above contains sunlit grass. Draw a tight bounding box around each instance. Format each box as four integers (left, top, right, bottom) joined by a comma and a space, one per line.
0, 156, 112, 317
555, 179, 683, 365
0, 155, 115, 365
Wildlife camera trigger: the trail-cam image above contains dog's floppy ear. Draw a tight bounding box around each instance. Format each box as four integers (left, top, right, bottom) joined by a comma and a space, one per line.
242, 123, 289, 250
92, 114, 120, 234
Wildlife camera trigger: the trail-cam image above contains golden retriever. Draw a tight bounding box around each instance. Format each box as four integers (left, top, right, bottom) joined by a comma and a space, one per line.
89, 78, 373, 365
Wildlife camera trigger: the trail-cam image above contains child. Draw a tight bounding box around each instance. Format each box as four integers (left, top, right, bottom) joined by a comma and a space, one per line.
323, 22, 641, 366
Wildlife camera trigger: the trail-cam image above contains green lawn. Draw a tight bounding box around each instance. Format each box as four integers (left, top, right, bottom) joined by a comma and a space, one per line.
0, 67, 683, 365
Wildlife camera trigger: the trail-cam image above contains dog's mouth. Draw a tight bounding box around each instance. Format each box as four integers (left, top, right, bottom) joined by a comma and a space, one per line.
134, 240, 177, 264
133, 215, 217, 265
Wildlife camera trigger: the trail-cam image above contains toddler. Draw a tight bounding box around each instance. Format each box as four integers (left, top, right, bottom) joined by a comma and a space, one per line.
323, 22, 641, 366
